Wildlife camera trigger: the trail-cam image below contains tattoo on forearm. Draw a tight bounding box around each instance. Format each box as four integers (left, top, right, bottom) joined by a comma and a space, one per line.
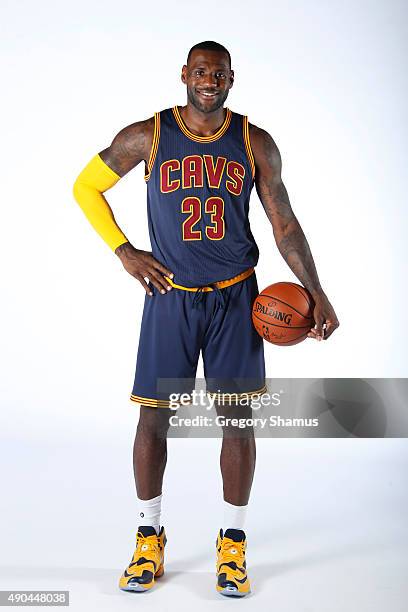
253, 126, 322, 296
277, 222, 322, 295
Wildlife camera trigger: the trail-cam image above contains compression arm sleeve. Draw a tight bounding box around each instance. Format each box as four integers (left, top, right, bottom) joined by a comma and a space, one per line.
72, 153, 129, 252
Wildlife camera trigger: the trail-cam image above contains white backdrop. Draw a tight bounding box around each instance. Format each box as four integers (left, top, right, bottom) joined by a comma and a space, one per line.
1, 1, 407, 610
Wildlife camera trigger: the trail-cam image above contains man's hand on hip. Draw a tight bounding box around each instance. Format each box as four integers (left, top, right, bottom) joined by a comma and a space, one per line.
115, 242, 174, 296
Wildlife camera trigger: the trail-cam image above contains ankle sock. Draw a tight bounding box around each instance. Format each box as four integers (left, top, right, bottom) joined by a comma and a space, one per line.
223, 500, 248, 531
137, 493, 162, 534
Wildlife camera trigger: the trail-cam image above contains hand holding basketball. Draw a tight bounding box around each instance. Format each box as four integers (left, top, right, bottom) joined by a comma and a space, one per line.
252, 282, 314, 345
252, 282, 339, 345
307, 291, 340, 341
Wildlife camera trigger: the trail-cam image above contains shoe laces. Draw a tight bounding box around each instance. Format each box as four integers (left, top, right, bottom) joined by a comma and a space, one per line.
136, 532, 160, 556
220, 538, 245, 564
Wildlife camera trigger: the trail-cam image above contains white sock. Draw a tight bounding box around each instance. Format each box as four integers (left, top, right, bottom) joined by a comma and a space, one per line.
137, 493, 162, 534
223, 500, 248, 531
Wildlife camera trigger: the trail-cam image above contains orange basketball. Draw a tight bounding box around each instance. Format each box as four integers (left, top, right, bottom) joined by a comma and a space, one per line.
252, 282, 315, 346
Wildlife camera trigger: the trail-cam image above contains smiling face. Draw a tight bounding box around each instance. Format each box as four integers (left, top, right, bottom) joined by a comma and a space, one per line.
181, 49, 234, 113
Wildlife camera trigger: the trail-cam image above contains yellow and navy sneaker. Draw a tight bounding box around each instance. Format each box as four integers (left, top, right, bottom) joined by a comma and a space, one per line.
216, 528, 250, 597
119, 526, 166, 592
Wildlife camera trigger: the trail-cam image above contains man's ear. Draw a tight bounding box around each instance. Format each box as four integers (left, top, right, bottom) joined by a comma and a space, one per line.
229, 69, 235, 89
181, 65, 187, 84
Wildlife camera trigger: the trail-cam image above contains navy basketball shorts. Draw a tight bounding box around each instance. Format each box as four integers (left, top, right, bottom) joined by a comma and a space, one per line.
130, 269, 266, 408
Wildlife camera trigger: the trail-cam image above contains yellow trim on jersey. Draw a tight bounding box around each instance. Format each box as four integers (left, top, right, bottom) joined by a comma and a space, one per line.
243, 116, 255, 179
144, 112, 161, 182
164, 267, 254, 292
130, 394, 192, 407
172, 106, 232, 143
207, 384, 268, 402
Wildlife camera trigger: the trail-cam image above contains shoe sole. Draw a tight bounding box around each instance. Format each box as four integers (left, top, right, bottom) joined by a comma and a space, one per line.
217, 587, 250, 597
119, 565, 164, 592
120, 584, 150, 593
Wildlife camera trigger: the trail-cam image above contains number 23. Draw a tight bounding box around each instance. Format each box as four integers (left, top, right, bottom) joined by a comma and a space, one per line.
181, 196, 225, 241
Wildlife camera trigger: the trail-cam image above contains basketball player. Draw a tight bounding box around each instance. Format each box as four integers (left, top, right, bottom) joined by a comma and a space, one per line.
72, 41, 339, 597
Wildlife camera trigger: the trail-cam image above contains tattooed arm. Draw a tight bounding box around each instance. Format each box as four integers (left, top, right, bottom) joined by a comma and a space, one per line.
98, 117, 153, 177
97, 119, 174, 295
249, 124, 339, 340
72, 118, 174, 294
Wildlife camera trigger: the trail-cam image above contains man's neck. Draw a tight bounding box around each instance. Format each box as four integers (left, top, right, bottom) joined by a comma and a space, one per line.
178, 103, 227, 137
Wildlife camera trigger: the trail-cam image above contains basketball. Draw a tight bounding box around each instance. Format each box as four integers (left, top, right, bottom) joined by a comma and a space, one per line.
252, 282, 315, 346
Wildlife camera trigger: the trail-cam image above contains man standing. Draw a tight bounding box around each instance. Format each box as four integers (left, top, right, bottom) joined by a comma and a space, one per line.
73, 40, 339, 597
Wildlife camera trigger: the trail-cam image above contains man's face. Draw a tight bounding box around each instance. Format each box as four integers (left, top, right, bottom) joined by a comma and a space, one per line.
181, 50, 234, 113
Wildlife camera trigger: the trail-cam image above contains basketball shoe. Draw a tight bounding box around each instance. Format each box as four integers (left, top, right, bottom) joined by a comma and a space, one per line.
119, 526, 166, 592
216, 528, 251, 597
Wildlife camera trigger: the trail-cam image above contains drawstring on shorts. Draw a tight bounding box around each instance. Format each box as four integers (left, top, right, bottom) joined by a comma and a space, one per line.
192, 283, 226, 310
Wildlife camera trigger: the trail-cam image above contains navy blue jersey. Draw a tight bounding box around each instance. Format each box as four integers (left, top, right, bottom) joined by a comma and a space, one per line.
144, 106, 259, 287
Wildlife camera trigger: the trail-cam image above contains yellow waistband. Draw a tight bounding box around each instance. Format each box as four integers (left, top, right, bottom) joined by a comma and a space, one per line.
164, 267, 254, 292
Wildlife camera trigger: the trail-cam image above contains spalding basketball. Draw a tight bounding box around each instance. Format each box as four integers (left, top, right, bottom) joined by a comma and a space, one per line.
252, 282, 314, 346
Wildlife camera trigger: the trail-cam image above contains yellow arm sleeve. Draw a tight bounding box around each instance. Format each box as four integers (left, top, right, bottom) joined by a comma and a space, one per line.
72, 153, 129, 252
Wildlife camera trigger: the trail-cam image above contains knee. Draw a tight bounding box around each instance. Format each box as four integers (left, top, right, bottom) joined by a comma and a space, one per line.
215, 404, 255, 439
137, 406, 172, 438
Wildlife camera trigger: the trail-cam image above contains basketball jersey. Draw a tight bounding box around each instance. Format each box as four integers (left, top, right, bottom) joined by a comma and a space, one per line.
144, 106, 259, 287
